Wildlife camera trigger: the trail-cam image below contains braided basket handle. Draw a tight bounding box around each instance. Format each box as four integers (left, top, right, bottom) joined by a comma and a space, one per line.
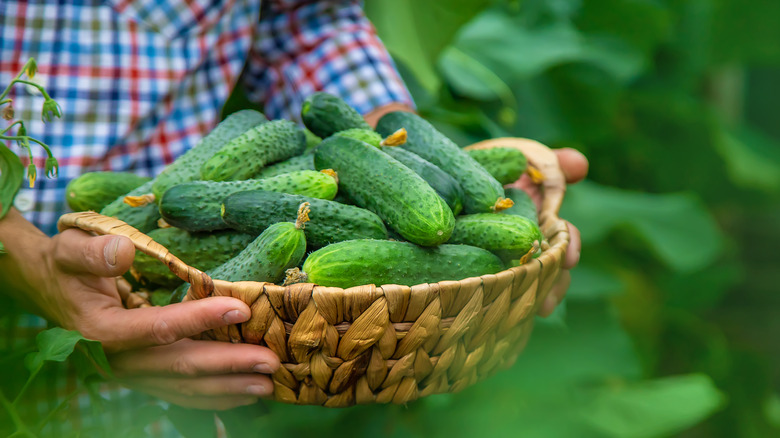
464, 138, 566, 225
57, 212, 215, 299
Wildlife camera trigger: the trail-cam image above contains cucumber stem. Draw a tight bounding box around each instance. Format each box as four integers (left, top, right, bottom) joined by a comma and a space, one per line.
282, 267, 308, 285
320, 168, 339, 185
491, 197, 514, 213
124, 193, 155, 207
295, 202, 311, 229
380, 128, 407, 146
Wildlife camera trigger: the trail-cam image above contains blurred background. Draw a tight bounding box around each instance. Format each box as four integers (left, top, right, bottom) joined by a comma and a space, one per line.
4, 0, 780, 436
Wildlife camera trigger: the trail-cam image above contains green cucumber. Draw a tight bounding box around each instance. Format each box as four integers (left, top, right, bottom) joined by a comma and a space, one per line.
170, 213, 309, 303
298, 239, 505, 288
66, 171, 150, 212
100, 181, 160, 233
381, 146, 465, 216
314, 135, 454, 246
448, 214, 543, 262
376, 112, 507, 214
254, 154, 315, 179
334, 128, 382, 147
159, 170, 338, 232
304, 127, 323, 152
200, 120, 306, 182
221, 190, 388, 248
301, 92, 371, 138
503, 187, 537, 223
467, 147, 527, 185
132, 228, 255, 288
152, 110, 267, 199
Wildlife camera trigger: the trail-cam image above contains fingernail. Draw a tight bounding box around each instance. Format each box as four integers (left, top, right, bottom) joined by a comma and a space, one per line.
222, 309, 249, 324
104, 237, 119, 266
246, 384, 270, 396
253, 363, 274, 374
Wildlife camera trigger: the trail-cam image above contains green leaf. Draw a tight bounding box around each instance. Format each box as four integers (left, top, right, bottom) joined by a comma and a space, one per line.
365, 0, 492, 92
561, 181, 725, 272
582, 374, 725, 438
0, 144, 23, 219
439, 47, 515, 103
24, 328, 112, 378
568, 265, 624, 300
167, 405, 217, 438
714, 125, 780, 192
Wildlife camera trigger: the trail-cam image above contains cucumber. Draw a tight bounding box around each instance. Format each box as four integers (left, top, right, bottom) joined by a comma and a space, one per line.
381, 146, 464, 216
503, 187, 537, 223
301, 92, 371, 138
334, 128, 382, 147
100, 180, 160, 233
159, 170, 338, 232
170, 209, 309, 303
448, 214, 543, 262
152, 110, 267, 199
254, 154, 315, 179
314, 135, 454, 246
376, 112, 508, 214
467, 147, 527, 185
221, 190, 388, 248
303, 128, 322, 152
200, 120, 306, 182
297, 239, 505, 288
132, 228, 255, 288
66, 171, 150, 212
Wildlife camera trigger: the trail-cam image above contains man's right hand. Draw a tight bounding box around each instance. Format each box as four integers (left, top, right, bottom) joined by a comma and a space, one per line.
0, 209, 279, 410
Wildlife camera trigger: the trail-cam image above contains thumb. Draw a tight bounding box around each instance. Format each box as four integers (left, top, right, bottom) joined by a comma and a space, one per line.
97, 296, 252, 352
53, 228, 135, 277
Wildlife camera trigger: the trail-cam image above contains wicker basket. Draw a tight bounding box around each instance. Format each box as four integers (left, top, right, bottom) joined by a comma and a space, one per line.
57, 138, 569, 407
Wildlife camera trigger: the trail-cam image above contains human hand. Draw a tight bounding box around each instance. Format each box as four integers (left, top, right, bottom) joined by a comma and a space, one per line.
0, 213, 279, 410
508, 147, 588, 317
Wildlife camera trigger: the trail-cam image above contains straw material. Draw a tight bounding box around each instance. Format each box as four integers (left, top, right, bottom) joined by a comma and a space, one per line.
57, 139, 570, 407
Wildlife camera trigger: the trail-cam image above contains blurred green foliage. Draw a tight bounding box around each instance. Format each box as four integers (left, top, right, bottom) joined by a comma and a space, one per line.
3, 0, 780, 436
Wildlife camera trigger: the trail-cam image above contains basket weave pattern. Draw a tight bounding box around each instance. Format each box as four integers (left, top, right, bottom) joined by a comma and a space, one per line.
57, 139, 569, 407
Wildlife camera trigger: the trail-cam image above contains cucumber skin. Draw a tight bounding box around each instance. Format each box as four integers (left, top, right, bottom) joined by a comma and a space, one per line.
100, 180, 160, 233
302, 240, 505, 288
467, 147, 527, 185
376, 112, 505, 214
152, 110, 267, 199
382, 146, 464, 216
503, 187, 538, 223
301, 92, 371, 138
448, 213, 543, 262
66, 171, 151, 212
132, 228, 255, 288
221, 190, 388, 248
254, 154, 315, 179
314, 135, 454, 246
159, 170, 338, 232
200, 120, 306, 182
170, 222, 307, 302
334, 128, 382, 147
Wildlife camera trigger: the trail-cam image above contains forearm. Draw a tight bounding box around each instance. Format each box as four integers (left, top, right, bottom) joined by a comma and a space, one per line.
0, 209, 52, 316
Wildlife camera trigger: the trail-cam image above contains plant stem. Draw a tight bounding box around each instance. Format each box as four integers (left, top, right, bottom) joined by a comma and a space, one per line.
0, 99, 12, 106
0, 121, 23, 135
0, 65, 29, 102
35, 390, 78, 433
8, 80, 51, 100
0, 388, 36, 438
12, 367, 40, 406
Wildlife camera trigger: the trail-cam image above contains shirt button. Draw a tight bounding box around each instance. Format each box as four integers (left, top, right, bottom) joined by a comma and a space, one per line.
14, 190, 35, 212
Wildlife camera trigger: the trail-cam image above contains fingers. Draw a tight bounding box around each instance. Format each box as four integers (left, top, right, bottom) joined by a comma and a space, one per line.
53, 229, 135, 277
538, 270, 571, 317
95, 297, 253, 352
122, 373, 274, 399
554, 148, 589, 184
563, 221, 581, 270
111, 338, 280, 378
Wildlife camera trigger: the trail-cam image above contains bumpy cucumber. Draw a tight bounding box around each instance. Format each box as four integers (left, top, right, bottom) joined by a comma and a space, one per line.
254, 154, 315, 179
299, 239, 505, 288
301, 92, 371, 138
100, 181, 160, 233
376, 112, 507, 214
448, 214, 543, 262
170, 218, 308, 303
467, 147, 527, 185
200, 120, 306, 181
503, 187, 537, 223
221, 190, 388, 248
382, 146, 464, 216
66, 171, 150, 212
334, 128, 382, 147
159, 170, 338, 232
152, 110, 267, 199
314, 135, 454, 246
132, 228, 255, 288
303, 128, 323, 152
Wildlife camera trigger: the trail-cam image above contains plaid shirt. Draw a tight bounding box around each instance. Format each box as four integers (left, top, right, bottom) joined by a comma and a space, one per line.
1, 0, 412, 435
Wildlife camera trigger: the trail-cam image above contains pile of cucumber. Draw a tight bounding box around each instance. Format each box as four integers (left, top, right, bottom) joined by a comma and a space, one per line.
65, 93, 540, 304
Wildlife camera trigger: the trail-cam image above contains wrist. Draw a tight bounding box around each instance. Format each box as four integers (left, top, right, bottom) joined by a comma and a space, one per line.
363, 102, 415, 128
